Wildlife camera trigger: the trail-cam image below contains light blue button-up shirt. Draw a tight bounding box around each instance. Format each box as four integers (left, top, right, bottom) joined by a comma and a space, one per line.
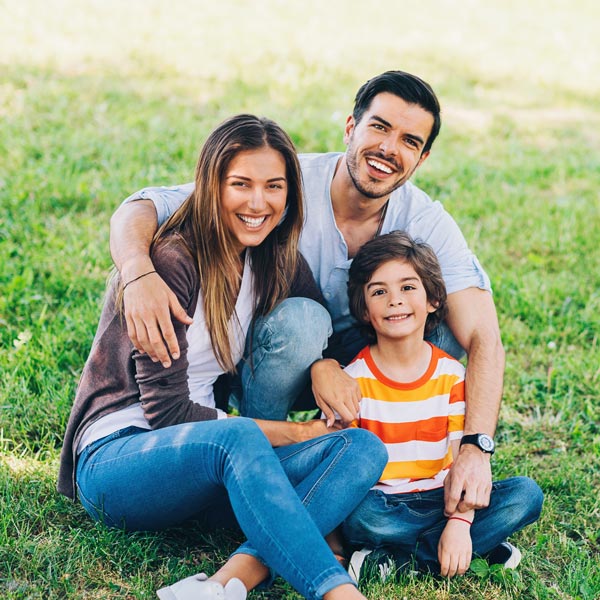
123, 152, 491, 335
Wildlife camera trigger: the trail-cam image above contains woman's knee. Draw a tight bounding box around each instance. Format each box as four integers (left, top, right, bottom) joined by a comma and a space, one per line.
329, 429, 388, 488
347, 428, 388, 476
257, 298, 332, 353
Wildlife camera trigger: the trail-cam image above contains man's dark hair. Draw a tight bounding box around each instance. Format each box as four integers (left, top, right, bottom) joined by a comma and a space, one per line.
353, 70, 441, 153
348, 231, 447, 341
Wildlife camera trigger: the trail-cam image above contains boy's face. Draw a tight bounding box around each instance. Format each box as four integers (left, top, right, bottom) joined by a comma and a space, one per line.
363, 258, 436, 342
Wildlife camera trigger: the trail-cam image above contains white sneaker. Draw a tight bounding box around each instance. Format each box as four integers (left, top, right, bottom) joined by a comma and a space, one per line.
156, 572, 247, 600
348, 548, 395, 584
487, 542, 522, 569
348, 548, 372, 583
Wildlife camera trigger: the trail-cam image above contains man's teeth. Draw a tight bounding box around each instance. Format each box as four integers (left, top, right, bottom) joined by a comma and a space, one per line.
368, 159, 393, 174
238, 215, 267, 227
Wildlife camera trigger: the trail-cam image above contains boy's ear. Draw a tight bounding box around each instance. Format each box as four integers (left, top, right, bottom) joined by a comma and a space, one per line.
427, 301, 438, 314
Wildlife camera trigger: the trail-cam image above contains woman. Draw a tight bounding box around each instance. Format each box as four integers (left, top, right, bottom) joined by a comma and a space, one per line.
58, 114, 387, 600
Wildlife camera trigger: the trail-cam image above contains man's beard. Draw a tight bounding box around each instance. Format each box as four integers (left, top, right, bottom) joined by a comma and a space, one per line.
345, 146, 409, 200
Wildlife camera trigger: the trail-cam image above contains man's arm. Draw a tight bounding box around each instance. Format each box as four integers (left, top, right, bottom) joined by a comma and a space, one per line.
443, 287, 505, 514
110, 200, 192, 367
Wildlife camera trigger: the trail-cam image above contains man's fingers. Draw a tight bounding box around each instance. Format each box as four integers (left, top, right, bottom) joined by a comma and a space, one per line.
125, 314, 141, 353
170, 295, 193, 325
145, 323, 172, 367
157, 305, 181, 361
444, 477, 462, 515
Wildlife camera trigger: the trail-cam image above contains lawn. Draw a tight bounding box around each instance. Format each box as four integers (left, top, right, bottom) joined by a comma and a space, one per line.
1, 1, 599, 598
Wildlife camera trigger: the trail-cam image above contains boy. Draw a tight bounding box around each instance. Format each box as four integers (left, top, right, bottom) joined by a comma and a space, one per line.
342, 231, 543, 580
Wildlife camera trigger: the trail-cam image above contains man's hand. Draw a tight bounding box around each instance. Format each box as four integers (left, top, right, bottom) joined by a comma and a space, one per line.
444, 444, 492, 514
310, 359, 361, 427
123, 270, 192, 367
438, 519, 473, 577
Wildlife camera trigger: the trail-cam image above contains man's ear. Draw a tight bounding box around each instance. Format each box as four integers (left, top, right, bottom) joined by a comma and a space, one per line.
343, 114, 355, 145
417, 149, 430, 168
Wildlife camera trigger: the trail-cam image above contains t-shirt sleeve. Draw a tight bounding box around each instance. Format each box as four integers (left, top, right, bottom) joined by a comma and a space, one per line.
398, 190, 492, 294
121, 183, 194, 227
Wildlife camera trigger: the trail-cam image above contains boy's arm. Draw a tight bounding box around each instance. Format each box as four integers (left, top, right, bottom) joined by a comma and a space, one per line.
438, 508, 475, 576
110, 200, 192, 367
443, 287, 504, 514
438, 434, 475, 576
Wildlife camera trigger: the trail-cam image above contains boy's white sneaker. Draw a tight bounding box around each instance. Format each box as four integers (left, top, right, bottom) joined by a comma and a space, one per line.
348, 548, 395, 584
487, 542, 522, 569
156, 572, 246, 600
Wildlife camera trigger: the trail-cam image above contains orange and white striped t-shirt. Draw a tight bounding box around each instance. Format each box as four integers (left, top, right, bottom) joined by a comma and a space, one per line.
344, 343, 465, 495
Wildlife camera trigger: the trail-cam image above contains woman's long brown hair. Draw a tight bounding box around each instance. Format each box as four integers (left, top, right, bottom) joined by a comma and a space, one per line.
153, 114, 304, 372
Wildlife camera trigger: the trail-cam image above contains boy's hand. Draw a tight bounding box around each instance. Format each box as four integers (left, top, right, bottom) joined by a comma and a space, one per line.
438, 519, 473, 577
310, 359, 361, 427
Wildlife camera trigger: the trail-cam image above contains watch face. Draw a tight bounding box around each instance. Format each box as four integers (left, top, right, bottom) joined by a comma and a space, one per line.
478, 434, 495, 452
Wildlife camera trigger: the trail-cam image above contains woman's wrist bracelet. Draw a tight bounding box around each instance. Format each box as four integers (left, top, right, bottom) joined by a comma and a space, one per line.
447, 516, 473, 526
123, 270, 157, 290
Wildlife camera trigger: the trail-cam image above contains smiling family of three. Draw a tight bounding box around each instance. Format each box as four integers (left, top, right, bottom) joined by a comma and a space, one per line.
58, 70, 542, 599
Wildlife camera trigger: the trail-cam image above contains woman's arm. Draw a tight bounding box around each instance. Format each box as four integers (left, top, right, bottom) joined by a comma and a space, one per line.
251, 418, 341, 447
132, 238, 220, 429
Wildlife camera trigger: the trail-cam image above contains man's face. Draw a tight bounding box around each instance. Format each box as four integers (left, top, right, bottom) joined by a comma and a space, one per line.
344, 92, 433, 200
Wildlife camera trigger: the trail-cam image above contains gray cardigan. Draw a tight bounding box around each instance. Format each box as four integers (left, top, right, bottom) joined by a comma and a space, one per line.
58, 233, 322, 499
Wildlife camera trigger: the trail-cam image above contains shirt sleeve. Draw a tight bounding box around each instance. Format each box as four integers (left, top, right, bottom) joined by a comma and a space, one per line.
133, 235, 219, 427
397, 187, 492, 295
121, 183, 195, 227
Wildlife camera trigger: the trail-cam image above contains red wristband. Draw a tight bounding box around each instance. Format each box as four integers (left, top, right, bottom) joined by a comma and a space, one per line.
448, 516, 472, 526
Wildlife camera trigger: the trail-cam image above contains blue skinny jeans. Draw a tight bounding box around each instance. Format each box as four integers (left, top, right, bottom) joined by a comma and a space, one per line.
76, 418, 388, 600
342, 476, 544, 572
234, 297, 465, 420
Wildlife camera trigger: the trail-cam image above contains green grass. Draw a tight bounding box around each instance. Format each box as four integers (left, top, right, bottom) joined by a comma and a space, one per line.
1, 0, 599, 598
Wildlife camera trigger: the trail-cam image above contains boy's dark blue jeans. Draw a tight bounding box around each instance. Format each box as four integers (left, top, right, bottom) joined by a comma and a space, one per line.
342, 476, 543, 573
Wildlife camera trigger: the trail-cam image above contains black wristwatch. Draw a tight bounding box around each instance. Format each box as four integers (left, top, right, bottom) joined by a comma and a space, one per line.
460, 433, 495, 455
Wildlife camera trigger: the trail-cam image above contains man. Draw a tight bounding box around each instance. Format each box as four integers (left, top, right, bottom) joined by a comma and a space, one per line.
110, 71, 505, 515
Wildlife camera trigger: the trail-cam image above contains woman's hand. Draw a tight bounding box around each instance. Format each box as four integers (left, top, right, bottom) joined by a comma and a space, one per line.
437, 517, 473, 577
311, 359, 361, 426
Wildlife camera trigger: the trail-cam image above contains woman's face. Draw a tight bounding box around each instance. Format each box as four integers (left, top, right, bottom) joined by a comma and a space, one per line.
220, 147, 288, 254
